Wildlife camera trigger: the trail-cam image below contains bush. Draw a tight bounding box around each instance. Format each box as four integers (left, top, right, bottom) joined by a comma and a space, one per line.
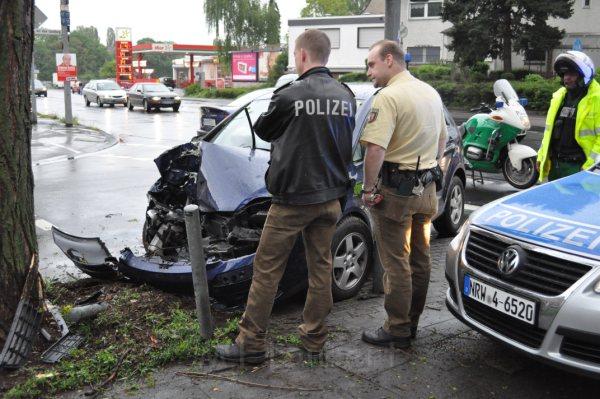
500, 72, 515, 80
268, 49, 288, 85
411, 64, 451, 81
512, 69, 532, 81
488, 70, 503, 81
470, 61, 489, 75
468, 71, 487, 82
184, 83, 202, 96
185, 84, 269, 99
339, 72, 369, 82
524, 73, 545, 83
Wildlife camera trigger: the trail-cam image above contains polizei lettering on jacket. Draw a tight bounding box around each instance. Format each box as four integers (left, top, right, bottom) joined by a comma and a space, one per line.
478, 204, 600, 253
294, 99, 353, 117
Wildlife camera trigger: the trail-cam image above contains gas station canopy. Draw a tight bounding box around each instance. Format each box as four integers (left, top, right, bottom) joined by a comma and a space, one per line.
132, 43, 218, 55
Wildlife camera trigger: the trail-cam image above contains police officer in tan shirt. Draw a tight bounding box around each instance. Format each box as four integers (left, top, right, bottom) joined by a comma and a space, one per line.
360, 40, 447, 349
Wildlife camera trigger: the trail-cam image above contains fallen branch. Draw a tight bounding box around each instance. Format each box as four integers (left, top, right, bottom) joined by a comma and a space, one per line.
176, 371, 322, 392
85, 348, 132, 397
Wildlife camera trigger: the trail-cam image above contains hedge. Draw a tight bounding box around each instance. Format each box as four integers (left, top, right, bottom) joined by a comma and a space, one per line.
184, 84, 269, 99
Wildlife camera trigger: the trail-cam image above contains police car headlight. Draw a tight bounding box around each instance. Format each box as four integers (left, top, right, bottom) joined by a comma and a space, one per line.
594, 280, 600, 294
152, 96, 161, 101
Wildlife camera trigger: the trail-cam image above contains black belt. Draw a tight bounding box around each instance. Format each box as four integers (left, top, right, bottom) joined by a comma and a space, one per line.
380, 162, 440, 194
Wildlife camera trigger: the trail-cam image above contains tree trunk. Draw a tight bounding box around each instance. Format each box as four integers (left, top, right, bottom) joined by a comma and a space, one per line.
502, 9, 512, 73
0, 0, 36, 341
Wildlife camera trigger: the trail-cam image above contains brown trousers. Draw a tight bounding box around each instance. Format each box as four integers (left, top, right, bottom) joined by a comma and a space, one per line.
235, 199, 341, 352
371, 183, 438, 337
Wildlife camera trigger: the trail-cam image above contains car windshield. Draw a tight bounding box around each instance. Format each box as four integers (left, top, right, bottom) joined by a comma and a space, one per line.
97, 82, 120, 90
211, 99, 271, 150
143, 84, 170, 92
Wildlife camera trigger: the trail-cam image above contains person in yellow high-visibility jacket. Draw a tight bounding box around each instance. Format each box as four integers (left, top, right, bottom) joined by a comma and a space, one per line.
537, 51, 600, 182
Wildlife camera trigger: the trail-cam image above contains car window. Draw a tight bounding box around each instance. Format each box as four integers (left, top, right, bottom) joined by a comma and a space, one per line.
97, 82, 120, 91
211, 99, 271, 150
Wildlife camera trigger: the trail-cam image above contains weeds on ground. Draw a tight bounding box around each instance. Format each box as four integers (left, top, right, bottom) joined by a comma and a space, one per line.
4, 281, 239, 399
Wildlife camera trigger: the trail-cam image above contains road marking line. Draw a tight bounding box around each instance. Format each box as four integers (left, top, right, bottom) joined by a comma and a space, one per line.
464, 204, 481, 212
39, 141, 82, 154
35, 219, 54, 231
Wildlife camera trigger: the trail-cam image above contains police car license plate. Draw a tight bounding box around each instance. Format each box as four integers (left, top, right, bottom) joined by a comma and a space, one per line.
463, 275, 536, 325
203, 118, 216, 127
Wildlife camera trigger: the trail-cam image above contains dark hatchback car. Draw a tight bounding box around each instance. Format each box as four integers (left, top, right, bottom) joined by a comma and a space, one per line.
127, 83, 181, 112
53, 87, 466, 306
159, 77, 176, 89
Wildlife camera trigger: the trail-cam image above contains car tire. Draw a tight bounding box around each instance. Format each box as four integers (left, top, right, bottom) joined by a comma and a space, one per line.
433, 176, 465, 237
144, 100, 152, 113
127, 99, 133, 111
173, 105, 180, 112
84, 96, 90, 107
97, 97, 103, 107
331, 216, 373, 301
109, 104, 115, 108
43, 93, 47, 97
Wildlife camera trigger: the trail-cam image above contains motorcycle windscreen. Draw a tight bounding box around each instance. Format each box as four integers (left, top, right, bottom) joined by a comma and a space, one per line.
51, 226, 118, 279
493, 79, 519, 103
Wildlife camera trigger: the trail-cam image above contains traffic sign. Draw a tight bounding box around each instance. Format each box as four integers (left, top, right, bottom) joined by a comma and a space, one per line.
573, 38, 583, 51
33, 6, 47, 29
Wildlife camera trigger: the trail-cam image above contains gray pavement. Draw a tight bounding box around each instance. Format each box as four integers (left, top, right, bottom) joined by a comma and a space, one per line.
60, 237, 600, 399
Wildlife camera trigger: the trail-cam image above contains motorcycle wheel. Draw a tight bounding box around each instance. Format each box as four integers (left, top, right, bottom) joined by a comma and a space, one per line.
502, 155, 539, 189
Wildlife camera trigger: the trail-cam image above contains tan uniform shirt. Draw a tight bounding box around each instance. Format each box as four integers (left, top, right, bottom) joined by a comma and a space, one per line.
360, 70, 447, 170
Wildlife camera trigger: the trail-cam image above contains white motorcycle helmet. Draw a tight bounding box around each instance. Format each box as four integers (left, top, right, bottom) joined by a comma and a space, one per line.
554, 50, 595, 86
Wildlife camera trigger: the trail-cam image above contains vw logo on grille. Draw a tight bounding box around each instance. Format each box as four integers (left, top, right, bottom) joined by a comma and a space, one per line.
497, 246, 523, 275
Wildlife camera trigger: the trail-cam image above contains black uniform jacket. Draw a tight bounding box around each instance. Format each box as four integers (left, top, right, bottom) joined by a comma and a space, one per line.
253, 67, 356, 205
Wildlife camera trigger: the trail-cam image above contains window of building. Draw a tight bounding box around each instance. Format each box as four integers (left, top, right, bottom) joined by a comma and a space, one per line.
315, 28, 340, 49
357, 27, 384, 48
583, 0, 591, 8
406, 46, 441, 63
410, 1, 443, 18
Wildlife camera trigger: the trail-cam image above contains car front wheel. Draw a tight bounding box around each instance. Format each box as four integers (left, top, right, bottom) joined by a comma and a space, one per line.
331, 216, 372, 301
144, 100, 152, 113
127, 99, 133, 111
84, 96, 90, 107
97, 97, 103, 107
433, 176, 465, 236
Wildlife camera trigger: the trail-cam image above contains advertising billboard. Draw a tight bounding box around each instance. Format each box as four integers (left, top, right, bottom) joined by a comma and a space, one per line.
55, 53, 77, 82
258, 51, 280, 81
232, 52, 258, 82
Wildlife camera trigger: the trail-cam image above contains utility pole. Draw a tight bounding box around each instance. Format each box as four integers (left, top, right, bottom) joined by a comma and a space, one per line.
60, 0, 73, 127
385, 0, 401, 43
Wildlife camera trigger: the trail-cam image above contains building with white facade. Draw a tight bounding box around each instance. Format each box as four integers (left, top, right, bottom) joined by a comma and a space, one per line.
287, 0, 600, 73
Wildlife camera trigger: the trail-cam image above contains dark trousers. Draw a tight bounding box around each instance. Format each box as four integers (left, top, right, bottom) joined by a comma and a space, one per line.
235, 199, 341, 352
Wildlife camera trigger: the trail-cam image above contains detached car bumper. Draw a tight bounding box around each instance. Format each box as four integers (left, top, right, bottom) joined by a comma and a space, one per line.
446, 224, 600, 377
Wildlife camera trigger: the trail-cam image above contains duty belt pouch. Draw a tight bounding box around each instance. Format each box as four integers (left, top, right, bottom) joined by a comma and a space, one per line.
432, 165, 444, 192
382, 163, 421, 197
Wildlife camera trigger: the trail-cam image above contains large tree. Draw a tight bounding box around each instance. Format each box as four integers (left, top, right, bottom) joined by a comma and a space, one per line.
301, 0, 370, 17
442, 0, 574, 72
0, 0, 37, 340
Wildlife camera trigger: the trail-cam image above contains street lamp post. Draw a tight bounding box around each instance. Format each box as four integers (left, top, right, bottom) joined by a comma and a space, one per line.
60, 0, 73, 127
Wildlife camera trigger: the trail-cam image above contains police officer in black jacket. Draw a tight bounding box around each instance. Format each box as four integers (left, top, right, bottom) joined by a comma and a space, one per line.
216, 29, 356, 364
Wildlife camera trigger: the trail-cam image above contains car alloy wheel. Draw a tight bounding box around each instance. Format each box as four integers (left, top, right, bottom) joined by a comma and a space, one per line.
331, 216, 372, 300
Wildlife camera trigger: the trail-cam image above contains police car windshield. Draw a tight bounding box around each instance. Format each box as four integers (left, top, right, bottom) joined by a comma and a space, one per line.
211, 99, 271, 150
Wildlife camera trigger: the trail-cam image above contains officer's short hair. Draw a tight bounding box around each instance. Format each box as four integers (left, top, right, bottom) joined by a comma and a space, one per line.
370, 40, 405, 65
295, 29, 331, 64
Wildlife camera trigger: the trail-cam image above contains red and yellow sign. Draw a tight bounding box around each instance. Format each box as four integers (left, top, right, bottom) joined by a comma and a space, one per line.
115, 27, 133, 87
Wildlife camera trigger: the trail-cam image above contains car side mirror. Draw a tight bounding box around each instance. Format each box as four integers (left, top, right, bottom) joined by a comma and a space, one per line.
137, 89, 142, 93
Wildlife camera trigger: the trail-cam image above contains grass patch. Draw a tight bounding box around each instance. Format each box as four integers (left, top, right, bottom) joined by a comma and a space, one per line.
36, 112, 59, 120
275, 333, 302, 347
3, 280, 240, 399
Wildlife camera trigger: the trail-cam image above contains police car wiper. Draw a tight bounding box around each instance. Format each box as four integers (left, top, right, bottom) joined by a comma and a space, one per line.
244, 108, 257, 150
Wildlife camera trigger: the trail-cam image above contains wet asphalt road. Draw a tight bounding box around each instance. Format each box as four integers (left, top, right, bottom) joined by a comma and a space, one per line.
34, 89, 229, 279
33, 89, 533, 279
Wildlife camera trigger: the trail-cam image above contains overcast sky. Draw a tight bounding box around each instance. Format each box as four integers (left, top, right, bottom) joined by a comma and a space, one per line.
35, 0, 306, 45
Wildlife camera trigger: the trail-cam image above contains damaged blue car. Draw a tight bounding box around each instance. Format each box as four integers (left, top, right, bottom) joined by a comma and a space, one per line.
53, 85, 466, 306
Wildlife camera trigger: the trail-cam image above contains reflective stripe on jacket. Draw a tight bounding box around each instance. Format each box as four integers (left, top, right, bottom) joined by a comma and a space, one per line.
537, 79, 600, 181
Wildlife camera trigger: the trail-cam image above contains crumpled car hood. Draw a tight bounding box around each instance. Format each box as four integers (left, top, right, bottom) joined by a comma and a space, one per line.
197, 141, 270, 212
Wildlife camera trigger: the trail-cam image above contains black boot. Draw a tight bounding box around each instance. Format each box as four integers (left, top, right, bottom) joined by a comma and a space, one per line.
410, 326, 418, 339
215, 343, 266, 364
361, 327, 410, 349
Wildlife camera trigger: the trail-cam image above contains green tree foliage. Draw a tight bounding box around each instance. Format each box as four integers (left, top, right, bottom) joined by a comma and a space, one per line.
99, 60, 116, 78
442, 0, 574, 72
301, 0, 369, 17
204, 0, 282, 75
34, 26, 111, 82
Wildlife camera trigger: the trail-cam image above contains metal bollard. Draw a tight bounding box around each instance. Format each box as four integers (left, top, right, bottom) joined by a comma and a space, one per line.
184, 204, 214, 339
371, 242, 384, 294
